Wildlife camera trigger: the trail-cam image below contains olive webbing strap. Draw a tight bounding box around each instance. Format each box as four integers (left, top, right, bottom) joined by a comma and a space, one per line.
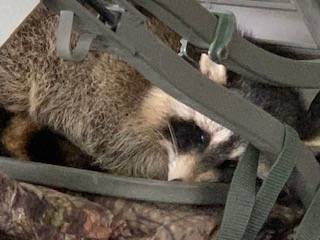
0, 157, 229, 205
242, 126, 300, 239
210, 25, 320, 88
132, 0, 320, 89
217, 144, 259, 240
57, 10, 96, 62
295, 187, 320, 240
218, 126, 301, 240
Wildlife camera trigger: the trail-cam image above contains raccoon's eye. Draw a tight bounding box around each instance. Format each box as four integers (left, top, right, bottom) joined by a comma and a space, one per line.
165, 118, 210, 153
197, 131, 210, 149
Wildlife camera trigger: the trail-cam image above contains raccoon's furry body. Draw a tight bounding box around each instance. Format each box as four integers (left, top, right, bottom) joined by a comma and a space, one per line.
0, 5, 311, 181
0, 5, 180, 179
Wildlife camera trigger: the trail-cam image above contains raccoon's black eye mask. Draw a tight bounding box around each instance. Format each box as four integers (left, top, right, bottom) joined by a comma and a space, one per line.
164, 118, 210, 153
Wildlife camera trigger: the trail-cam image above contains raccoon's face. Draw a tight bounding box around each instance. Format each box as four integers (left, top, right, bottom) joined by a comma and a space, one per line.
106, 54, 245, 181
162, 118, 236, 182
141, 87, 246, 182
134, 56, 247, 182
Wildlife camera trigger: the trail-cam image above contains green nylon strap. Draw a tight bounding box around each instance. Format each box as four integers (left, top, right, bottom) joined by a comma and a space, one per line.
218, 126, 301, 240
0, 157, 229, 205
57, 10, 96, 61
131, 0, 218, 48
295, 187, 320, 240
242, 126, 300, 240
209, 22, 320, 88
218, 145, 259, 240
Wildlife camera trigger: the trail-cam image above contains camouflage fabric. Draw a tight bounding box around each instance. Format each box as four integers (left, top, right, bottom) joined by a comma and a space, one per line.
0, 168, 304, 240
93, 197, 222, 240
0, 171, 114, 240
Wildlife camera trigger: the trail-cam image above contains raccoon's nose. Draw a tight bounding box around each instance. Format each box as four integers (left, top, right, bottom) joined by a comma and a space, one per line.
170, 178, 183, 182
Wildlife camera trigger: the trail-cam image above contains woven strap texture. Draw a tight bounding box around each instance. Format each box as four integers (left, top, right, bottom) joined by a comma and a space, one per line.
295, 186, 320, 240
218, 125, 301, 240
218, 144, 259, 240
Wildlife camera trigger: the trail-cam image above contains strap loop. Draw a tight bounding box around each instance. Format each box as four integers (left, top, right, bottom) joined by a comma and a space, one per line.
57, 10, 96, 62
295, 186, 320, 240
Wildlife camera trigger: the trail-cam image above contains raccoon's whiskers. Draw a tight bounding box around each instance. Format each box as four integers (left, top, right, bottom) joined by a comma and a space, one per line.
167, 122, 178, 154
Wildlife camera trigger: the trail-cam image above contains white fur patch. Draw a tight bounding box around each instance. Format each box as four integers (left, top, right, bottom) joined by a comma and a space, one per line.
210, 127, 233, 145
194, 170, 222, 182
160, 139, 196, 181
161, 139, 222, 182
168, 154, 197, 181
228, 145, 247, 159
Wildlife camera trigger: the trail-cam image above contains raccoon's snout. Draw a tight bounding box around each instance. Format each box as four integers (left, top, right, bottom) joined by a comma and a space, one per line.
161, 118, 224, 182
166, 152, 223, 182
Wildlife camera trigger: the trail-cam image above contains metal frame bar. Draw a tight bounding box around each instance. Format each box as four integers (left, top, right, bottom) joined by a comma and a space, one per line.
199, 0, 297, 11
200, 0, 318, 50
295, 0, 320, 48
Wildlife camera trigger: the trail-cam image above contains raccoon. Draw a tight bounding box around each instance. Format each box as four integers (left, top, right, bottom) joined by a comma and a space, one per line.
0, 4, 312, 182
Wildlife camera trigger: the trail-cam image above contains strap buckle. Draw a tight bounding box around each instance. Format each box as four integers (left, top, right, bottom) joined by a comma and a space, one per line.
179, 12, 236, 66
179, 39, 206, 67
57, 11, 97, 62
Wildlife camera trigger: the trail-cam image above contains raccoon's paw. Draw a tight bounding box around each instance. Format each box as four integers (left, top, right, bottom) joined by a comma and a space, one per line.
199, 54, 227, 85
